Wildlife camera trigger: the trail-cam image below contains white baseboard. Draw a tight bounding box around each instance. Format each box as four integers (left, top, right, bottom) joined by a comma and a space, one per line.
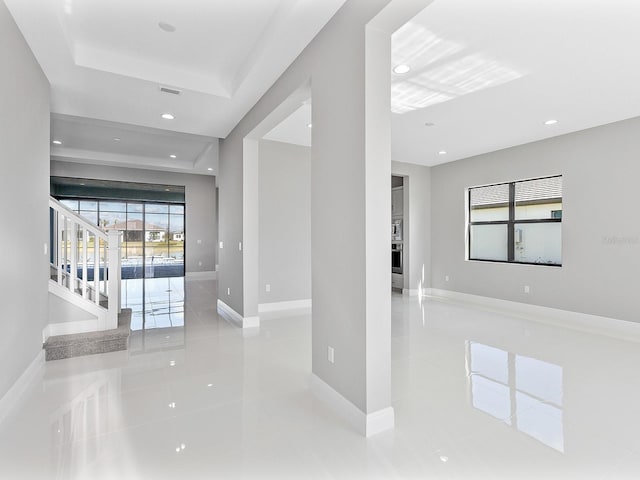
402, 288, 420, 296
217, 299, 260, 328
0, 350, 44, 425
258, 299, 312, 313
310, 374, 394, 437
42, 319, 100, 342
186, 270, 217, 280
425, 288, 640, 342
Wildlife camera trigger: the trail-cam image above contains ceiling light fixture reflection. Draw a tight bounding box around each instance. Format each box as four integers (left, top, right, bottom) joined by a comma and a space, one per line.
207, 168, 213, 171
169, 360, 176, 366
161, 113, 175, 120
113, 137, 121, 142
544, 119, 558, 125
390, 25, 525, 114
393, 64, 411, 74
52, 140, 62, 145
438, 150, 447, 155
170, 154, 177, 159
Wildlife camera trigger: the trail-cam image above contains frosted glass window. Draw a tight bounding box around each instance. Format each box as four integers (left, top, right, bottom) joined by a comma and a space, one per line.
513, 223, 561, 265
468, 175, 562, 266
470, 224, 508, 261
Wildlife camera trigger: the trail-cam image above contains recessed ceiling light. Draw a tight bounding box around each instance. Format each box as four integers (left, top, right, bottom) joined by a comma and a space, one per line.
170, 154, 177, 159
544, 119, 558, 125
207, 168, 213, 171
161, 113, 175, 120
52, 140, 62, 145
393, 64, 411, 75
113, 137, 121, 142
307, 123, 313, 128
158, 22, 176, 33
438, 150, 447, 155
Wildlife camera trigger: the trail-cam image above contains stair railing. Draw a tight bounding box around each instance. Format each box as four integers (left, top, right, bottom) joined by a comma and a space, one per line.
49, 197, 121, 330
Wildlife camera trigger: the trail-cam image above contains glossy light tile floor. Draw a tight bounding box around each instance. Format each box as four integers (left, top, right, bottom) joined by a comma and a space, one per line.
2, 279, 640, 479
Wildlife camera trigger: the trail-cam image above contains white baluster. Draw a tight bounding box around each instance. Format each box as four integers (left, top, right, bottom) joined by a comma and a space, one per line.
94, 233, 100, 306
70, 220, 78, 295
82, 227, 88, 299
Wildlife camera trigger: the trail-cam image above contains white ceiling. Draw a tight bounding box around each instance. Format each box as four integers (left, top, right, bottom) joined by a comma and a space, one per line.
8, 0, 640, 172
50, 114, 218, 174
4, 0, 346, 173
265, 0, 640, 167
263, 103, 312, 147
390, 0, 640, 166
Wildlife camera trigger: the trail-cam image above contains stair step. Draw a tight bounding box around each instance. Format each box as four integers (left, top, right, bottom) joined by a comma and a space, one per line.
43, 309, 132, 361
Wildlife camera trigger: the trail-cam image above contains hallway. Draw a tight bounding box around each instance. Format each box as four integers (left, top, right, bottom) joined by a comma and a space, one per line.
1, 279, 640, 478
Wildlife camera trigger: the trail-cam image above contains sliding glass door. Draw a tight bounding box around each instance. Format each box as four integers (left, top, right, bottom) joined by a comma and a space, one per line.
59, 198, 185, 279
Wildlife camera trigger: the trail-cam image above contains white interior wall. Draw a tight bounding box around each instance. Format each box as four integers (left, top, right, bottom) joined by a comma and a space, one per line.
0, 1, 50, 399
48, 293, 97, 324
218, 0, 431, 432
391, 161, 432, 294
258, 140, 311, 305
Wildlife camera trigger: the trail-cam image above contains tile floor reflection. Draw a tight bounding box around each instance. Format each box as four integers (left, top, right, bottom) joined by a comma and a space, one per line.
122, 277, 186, 331
2, 280, 640, 478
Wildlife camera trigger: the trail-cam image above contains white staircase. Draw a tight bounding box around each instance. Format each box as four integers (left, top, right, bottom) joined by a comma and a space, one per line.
46, 197, 122, 341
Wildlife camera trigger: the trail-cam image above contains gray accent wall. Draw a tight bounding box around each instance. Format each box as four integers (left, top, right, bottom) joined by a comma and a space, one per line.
258, 140, 311, 305
0, 1, 50, 399
217, 0, 424, 416
431, 117, 640, 323
50, 161, 217, 273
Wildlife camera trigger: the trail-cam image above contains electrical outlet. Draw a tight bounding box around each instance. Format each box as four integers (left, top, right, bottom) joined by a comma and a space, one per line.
44, 243, 48, 255
239, 242, 242, 251
198, 261, 202, 267
227, 288, 230, 296
219, 241, 224, 248
445, 275, 449, 282
197, 239, 202, 244
266, 284, 271, 292
328, 346, 335, 364
524, 285, 530, 294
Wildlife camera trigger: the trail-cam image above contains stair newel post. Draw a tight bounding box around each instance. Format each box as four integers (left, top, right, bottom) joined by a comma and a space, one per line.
107, 230, 121, 330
